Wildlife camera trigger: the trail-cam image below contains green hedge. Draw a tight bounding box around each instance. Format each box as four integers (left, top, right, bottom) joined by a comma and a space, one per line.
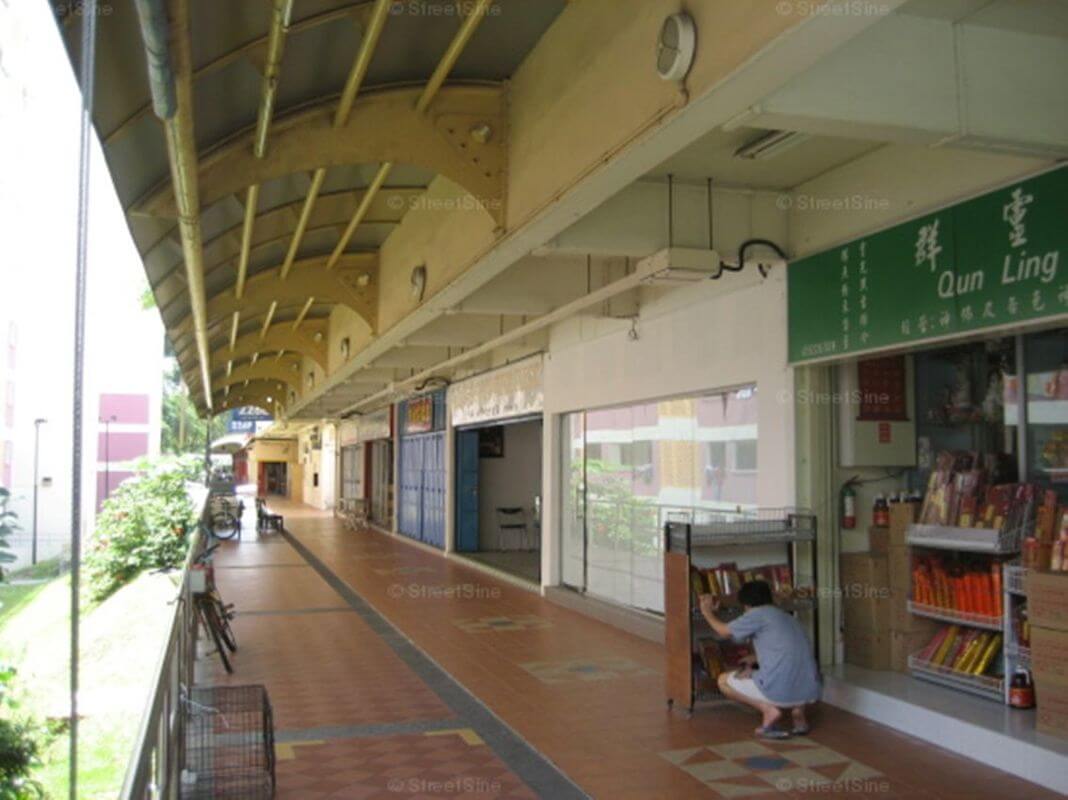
86, 456, 202, 601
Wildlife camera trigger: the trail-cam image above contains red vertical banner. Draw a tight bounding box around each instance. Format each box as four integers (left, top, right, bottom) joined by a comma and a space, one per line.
857, 355, 909, 421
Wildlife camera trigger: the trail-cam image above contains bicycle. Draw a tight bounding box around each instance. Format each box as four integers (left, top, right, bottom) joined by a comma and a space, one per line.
208, 495, 243, 540
192, 541, 238, 673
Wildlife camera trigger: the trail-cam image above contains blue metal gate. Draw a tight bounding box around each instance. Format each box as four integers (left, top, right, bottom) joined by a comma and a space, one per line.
397, 391, 447, 549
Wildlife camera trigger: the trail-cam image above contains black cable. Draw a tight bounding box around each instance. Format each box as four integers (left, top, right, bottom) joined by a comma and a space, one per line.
717, 238, 790, 279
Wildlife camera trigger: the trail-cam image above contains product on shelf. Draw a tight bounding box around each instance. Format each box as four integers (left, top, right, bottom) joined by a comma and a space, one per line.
916, 450, 1055, 534
1025, 500, 1068, 572
1012, 601, 1030, 649
873, 494, 890, 527
689, 561, 797, 606
915, 623, 1003, 677
1039, 429, 1068, 472
1036, 491, 1060, 541
919, 451, 973, 525
1009, 668, 1036, 709
910, 552, 1004, 620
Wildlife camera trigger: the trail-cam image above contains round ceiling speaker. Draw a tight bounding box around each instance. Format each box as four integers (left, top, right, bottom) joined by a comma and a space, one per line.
656, 12, 696, 82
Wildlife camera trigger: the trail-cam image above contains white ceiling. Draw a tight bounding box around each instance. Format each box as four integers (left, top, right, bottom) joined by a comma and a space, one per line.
645, 127, 882, 189
900, 0, 1068, 37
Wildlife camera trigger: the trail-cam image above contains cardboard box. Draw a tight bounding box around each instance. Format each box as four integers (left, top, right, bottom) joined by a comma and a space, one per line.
889, 587, 932, 632
869, 526, 889, 555
889, 501, 919, 548
1034, 680, 1068, 740
844, 629, 890, 671
844, 594, 890, 632
888, 545, 912, 593
1031, 626, 1068, 688
1027, 571, 1068, 632
840, 552, 889, 596
889, 624, 940, 672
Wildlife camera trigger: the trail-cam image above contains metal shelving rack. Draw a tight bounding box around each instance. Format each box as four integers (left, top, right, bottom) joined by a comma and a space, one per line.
1003, 562, 1033, 703
663, 509, 818, 714
905, 523, 1023, 704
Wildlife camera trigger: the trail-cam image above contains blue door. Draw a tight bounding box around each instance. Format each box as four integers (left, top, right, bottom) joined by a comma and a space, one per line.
421, 432, 446, 548
398, 431, 446, 549
455, 429, 480, 552
399, 435, 424, 540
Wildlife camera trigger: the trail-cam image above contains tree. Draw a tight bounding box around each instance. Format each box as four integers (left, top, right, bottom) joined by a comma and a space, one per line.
160, 359, 227, 456
0, 488, 18, 581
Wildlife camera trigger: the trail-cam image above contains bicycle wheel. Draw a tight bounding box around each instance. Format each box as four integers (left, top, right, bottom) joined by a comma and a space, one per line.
211, 511, 240, 540
197, 597, 233, 673
208, 592, 238, 652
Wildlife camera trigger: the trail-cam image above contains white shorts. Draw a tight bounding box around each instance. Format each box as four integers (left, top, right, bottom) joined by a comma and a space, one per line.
725, 671, 772, 704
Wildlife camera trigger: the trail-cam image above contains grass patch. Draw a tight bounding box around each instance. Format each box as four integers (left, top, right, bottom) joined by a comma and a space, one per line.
0, 581, 49, 628
1, 570, 179, 799
9, 556, 64, 581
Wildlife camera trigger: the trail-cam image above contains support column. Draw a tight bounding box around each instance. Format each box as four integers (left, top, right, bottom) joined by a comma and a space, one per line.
540, 412, 560, 592
793, 364, 838, 666
391, 406, 400, 534
444, 414, 456, 554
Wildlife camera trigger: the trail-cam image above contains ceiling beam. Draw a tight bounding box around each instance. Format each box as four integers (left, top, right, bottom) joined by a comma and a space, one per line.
170, 254, 376, 336
132, 85, 506, 228
157, 0, 212, 409
104, 2, 376, 145
200, 320, 328, 376
215, 361, 301, 394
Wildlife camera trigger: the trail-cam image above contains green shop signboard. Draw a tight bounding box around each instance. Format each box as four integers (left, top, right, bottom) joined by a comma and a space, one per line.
787, 166, 1067, 364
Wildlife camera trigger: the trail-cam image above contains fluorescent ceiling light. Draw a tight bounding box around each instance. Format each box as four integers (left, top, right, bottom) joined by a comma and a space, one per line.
734, 130, 809, 160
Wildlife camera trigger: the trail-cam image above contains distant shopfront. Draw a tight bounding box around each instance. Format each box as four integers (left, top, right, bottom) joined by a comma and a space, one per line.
339, 407, 394, 527
397, 390, 447, 548
450, 357, 545, 584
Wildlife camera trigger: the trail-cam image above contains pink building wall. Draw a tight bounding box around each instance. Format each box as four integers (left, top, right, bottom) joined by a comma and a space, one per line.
96, 393, 152, 510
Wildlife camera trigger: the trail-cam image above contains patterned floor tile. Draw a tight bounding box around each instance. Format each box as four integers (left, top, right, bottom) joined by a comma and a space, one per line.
520, 655, 658, 684
661, 739, 885, 797
454, 615, 552, 634
276, 734, 538, 799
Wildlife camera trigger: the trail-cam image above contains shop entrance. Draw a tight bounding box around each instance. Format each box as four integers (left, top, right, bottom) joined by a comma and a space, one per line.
827, 324, 1067, 760
368, 439, 393, 527
259, 461, 288, 497
455, 417, 543, 583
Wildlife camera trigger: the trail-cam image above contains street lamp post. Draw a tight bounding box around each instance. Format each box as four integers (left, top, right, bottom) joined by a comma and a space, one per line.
101, 415, 116, 501
32, 418, 46, 565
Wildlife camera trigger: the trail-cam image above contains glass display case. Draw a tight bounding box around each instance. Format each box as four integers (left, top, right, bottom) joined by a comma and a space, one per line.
1024, 327, 1068, 502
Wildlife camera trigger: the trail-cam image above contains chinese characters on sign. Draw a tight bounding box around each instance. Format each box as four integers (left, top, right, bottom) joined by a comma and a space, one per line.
788, 166, 1067, 364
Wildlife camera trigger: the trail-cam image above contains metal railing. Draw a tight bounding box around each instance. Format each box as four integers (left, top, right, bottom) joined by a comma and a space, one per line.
119, 485, 209, 800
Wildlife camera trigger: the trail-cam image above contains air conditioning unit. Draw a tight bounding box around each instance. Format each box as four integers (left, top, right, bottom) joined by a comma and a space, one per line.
637, 247, 722, 284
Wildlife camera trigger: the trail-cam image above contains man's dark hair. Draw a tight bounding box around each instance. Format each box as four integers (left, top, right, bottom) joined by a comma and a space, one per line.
738, 580, 774, 608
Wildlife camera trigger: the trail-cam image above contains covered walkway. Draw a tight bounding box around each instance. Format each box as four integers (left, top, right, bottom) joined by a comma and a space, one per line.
201, 500, 1057, 799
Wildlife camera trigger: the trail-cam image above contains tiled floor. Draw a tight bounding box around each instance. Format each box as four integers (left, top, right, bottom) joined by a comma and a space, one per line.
199, 501, 1061, 799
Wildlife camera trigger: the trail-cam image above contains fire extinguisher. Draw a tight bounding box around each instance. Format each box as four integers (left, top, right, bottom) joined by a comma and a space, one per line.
841, 479, 858, 530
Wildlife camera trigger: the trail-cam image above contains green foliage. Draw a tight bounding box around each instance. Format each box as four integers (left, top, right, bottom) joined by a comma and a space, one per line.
161, 360, 228, 456
0, 489, 19, 581
85, 456, 200, 600
581, 459, 660, 556
0, 666, 46, 800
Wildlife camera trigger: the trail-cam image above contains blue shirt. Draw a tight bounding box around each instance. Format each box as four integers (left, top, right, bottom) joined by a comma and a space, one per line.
728, 605, 822, 705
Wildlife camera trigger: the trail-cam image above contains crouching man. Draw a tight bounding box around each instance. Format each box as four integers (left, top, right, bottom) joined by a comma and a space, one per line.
699, 580, 821, 739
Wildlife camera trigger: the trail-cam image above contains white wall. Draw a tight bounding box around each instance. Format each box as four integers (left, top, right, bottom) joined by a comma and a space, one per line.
319, 422, 337, 511
477, 421, 543, 550
788, 143, 1053, 259
545, 270, 796, 504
